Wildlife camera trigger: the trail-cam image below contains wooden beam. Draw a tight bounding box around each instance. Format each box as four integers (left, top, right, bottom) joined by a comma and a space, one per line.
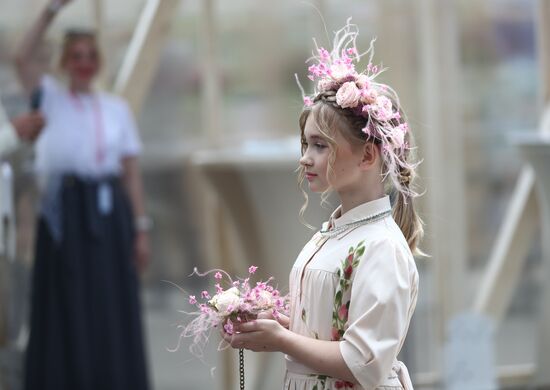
200, 0, 221, 142
91, 0, 108, 89
417, 0, 467, 364
473, 167, 538, 320
113, 0, 180, 115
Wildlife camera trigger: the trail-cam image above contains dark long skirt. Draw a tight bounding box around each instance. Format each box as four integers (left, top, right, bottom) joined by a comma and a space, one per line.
24, 175, 149, 390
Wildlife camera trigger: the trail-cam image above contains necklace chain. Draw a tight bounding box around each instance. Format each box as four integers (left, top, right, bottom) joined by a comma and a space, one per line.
319, 209, 392, 237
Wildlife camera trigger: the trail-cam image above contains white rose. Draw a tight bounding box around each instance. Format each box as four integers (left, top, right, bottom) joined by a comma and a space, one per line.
255, 290, 273, 308
356, 74, 370, 89
209, 287, 241, 315
336, 81, 361, 109
330, 63, 353, 82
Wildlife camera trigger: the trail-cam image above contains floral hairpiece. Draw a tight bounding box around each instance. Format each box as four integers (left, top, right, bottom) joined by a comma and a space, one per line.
296, 18, 417, 196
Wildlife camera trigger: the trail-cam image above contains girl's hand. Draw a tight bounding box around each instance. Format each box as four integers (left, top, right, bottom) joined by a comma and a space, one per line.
222, 319, 288, 352
134, 231, 150, 274
257, 311, 290, 329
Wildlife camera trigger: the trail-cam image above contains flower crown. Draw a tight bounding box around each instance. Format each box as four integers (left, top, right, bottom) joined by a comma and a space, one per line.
296, 19, 417, 195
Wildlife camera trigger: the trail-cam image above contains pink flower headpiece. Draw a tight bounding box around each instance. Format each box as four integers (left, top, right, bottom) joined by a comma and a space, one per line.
296, 18, 419, 196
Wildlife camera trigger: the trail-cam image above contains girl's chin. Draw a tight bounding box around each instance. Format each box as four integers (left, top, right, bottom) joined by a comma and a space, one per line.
308, 183, 329, 193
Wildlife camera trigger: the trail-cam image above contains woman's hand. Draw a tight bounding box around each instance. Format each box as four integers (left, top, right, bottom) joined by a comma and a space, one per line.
134, 231, 150, 274
222, 319, 288, 353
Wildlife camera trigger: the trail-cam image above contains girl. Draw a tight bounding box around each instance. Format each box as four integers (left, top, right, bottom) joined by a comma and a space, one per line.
15, 0, 150, 389
224, 21, 422, 390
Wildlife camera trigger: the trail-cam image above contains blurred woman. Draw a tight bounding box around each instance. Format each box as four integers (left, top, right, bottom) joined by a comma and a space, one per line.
14, 1, 150, 388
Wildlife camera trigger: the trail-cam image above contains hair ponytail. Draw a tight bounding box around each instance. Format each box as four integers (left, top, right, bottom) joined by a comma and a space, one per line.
392, 166, 425, 256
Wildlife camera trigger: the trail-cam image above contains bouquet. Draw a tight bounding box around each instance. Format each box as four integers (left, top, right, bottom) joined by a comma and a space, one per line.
171, 265, 289, 360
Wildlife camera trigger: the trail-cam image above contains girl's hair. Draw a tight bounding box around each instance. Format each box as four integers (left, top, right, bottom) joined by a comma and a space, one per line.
295, 19, 424, 254
58, 29, 102, 69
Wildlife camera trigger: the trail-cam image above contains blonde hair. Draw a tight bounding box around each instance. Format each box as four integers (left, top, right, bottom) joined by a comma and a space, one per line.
58, 29, 102, 70
298, 92, 425, 255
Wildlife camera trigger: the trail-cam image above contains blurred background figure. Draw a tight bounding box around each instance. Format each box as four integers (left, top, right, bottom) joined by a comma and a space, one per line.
13, 0, 151, 389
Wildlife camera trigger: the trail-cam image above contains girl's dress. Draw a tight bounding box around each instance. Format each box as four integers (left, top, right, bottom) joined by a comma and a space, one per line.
24, 75, 149, 390
284, 196, 418, 390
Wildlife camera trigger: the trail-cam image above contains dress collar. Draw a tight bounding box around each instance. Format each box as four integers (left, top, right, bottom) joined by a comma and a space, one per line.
329, 195, 392, 229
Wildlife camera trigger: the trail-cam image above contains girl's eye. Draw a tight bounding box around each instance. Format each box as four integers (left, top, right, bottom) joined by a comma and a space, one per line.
314, 143, 327, 149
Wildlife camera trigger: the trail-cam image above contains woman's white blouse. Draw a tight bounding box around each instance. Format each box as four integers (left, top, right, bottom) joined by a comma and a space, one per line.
285, 196, 418, 390
34, 75, 141, 178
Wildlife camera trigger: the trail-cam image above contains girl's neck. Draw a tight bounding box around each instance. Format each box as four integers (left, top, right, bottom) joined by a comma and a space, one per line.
338, 183, 385, 215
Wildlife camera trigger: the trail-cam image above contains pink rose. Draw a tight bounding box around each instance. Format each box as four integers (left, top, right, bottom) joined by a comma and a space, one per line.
318, 78, 336, 92
338, 303, 348, 320
331, 327, 340, 341
360, 88, 378, 105
371, 95, 393, 121
336, 82, 361, 109
391, 125, 406, 148
344, 264, 353, 279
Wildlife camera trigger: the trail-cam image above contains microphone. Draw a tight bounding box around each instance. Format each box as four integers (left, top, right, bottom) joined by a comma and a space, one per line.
29, 87, 42, 111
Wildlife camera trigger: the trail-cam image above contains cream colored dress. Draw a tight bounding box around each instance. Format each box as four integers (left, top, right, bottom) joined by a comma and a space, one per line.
284, 196, 418, 390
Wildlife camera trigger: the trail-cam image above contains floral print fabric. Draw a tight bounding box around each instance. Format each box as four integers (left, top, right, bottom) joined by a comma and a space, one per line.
284, 196, 418, 390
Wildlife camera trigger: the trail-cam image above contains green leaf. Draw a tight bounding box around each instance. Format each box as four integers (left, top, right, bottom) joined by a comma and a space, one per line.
335, 290, 342, 303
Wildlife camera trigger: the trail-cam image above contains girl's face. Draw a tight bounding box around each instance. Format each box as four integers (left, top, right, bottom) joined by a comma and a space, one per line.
300, 116, 364, 194
62, 38, 100, 87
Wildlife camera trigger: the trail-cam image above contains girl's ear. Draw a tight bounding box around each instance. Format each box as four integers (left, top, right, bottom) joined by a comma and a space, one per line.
359, 142, 379, 170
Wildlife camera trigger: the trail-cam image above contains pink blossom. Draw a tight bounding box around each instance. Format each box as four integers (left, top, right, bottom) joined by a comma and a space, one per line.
215, 283, 223, 294
336, 82, 361, 109
346, 47, 357, 56
188, 295, 197, 305
248, 265, 258, 274
224, 319, 234, 335
214, 272, 222, 280
201, 290, 210, 299
318, 47, 330, 60
303, 96, 313, 107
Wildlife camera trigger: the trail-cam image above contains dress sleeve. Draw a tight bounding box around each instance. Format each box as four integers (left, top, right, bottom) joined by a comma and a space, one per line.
117, 100, 142, 157
339, 238, 413, 389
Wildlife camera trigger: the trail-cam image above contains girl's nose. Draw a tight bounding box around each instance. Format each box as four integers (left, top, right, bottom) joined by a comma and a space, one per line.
300, 154, 313, 167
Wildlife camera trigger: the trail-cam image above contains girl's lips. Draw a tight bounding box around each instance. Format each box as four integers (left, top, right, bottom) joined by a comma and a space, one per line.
305, 173, 317, 181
